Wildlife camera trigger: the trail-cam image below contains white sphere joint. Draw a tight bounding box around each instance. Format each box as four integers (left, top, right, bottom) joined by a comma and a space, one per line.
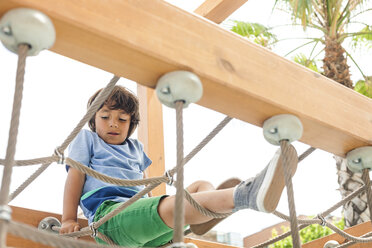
38, 216, 61, 234
346, 146, 372, 173
0, 8, 56, 56
263, 114, 303, 145
324, 240, 339, 248
168, 242, 197, 248
156, 71, 203, 108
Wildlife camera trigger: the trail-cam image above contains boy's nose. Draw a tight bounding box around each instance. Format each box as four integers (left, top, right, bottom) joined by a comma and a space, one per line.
109, 121, 118, 128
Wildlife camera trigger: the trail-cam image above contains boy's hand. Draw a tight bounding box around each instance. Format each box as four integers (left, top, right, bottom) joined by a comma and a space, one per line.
60, 219, 81, 234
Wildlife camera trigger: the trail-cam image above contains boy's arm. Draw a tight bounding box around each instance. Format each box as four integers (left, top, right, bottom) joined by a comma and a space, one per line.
143, 169, 153, 197
60, 167, 85, 234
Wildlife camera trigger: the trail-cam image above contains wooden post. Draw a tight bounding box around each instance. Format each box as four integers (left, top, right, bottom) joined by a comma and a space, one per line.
137, 85, 166, 196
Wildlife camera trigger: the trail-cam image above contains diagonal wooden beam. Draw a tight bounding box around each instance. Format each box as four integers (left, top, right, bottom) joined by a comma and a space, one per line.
302, 221, 372, 248
194, 0, 248, 24
0, 0, 371, 157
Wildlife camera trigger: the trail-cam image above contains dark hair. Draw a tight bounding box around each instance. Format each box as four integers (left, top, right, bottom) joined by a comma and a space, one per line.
87, 86, 140, 139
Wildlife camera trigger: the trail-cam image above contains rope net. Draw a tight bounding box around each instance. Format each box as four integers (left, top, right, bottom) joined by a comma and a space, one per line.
0, 45, 372, 248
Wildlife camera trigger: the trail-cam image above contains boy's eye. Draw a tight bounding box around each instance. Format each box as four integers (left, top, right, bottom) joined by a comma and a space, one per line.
101, 116, 109, 119
119, 118, 127, 122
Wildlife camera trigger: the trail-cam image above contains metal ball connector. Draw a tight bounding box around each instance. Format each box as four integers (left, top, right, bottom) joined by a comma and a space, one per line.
346, 146, 372, 173
323, 240, 339, 248
168, 242, 198, 248
0, 8, 55, 56
262, 114, 303, 146
156, 71, 203, 109
38, 216, 61, 234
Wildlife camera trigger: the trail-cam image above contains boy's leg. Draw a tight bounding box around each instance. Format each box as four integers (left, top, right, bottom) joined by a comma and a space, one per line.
158, 148, 298, 228
158, 188, 235, 228
186, 180, 215, 193
158, 180, 228, 228
190, 178, 242, 235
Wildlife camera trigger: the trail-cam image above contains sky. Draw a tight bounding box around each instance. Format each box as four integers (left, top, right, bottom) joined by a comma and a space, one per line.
0, 0, 371, 243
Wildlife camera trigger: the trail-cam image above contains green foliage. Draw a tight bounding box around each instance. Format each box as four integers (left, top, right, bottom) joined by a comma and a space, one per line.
269, 217, 345, 248
299, 223, 333, 244
354, 78, 372, 98
292, 53, 321, 73
351, 25, 372, 49
230, 21, 278, 48
270, 227, 292, 248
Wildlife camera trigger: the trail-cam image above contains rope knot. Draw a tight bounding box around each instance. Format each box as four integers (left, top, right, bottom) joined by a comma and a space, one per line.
164, 170, 174, 186
90, 222, 98, 237
54, 147, 65, 164
317, 214, 326, 226
0, 205, 12, 221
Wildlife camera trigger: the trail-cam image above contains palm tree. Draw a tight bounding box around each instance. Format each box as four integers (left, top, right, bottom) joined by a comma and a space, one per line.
230, 0, 372, 228
271, 0, 372, 227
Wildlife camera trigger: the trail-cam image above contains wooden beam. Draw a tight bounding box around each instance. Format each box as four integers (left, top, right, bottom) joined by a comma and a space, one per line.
137, 86, 166, 196
185, 237, 239, 248
302, 221, 372, 248
194, 0, 248, 24
7, 206, 93, 248
7, 206, 239, 248
0, 0, 371, 157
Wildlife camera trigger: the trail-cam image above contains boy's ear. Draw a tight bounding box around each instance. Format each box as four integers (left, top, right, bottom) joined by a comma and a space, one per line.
88, 116, 96, 132
127, 122, 138, 138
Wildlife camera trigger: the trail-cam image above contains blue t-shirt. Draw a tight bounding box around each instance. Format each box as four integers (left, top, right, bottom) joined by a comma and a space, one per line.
67, 129, 152, 223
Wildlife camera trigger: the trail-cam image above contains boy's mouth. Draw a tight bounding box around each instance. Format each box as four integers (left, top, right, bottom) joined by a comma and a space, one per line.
108, 132, 119, 136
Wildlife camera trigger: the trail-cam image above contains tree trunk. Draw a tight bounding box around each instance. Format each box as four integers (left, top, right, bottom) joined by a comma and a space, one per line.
335, 156, 370, 227
323, 37, 353, 88
323, 36, 366, 228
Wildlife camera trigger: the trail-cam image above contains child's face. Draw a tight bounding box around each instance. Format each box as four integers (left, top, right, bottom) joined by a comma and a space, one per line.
95, 105, 131, 145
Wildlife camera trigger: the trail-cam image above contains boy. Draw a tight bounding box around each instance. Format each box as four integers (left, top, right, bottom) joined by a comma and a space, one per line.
60, 85, 297, 247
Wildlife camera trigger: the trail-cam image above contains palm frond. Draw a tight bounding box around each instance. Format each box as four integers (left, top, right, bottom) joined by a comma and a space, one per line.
292, 53, 322, 72
284, 39, 320, 56
329, 0, 344, 36
344, 48, 367, 78
309, 40, 321, 58
269, 37, 323, 47
275, 0, 315, 28
350, 25, 372, 48
350, 7, 372, 20
230, 21, 278, 48
337, 1, 352, 31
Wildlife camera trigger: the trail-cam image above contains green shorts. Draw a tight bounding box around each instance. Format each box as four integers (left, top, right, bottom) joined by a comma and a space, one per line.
93, 196, 173, 247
